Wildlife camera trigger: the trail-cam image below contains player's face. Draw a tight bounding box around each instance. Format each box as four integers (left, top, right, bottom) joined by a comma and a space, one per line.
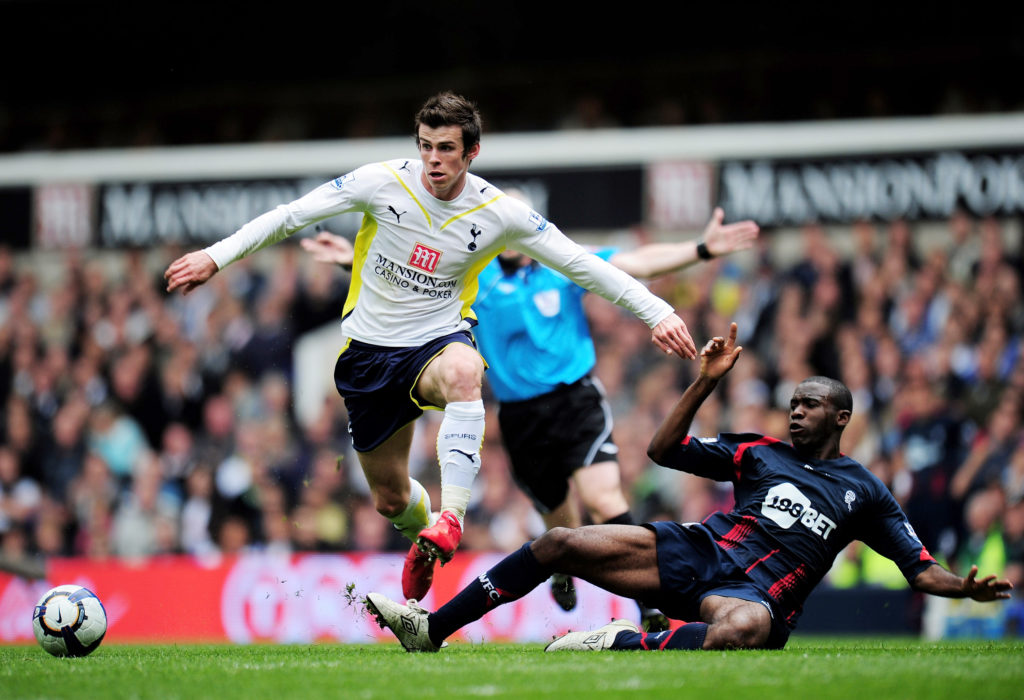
417, 124, 479, 201
788, 382, 837, 449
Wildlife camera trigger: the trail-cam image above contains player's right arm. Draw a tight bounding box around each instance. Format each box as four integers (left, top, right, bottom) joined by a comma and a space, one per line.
164, 170, 368, 295
164, 250, 220, 295
648, 322, 743, 463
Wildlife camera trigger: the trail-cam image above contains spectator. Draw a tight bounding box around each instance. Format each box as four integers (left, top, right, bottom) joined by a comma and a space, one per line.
0, 207, 1021, 625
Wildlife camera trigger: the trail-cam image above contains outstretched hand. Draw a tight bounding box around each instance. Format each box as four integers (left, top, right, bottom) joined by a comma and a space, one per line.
164, 251, 218, 296
699, 322, 743, 380
651, 314, 697, 360
962, 565, 1014, 602
703, 207, 759, 257
300, 230, 355, 268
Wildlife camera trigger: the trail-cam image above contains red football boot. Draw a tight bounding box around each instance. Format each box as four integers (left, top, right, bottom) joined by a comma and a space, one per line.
402, 542, 437, 601
416, 510, 463, 564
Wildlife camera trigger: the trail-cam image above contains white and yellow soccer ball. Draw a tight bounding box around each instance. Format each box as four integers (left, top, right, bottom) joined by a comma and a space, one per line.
32, 584, 108, 657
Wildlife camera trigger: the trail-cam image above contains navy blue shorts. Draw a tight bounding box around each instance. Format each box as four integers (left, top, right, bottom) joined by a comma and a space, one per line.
334, 331, 478, 452
643, 521, 791, 649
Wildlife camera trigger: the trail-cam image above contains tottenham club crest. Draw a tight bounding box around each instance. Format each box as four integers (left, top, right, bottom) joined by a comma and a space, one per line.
468, 224, 482, 251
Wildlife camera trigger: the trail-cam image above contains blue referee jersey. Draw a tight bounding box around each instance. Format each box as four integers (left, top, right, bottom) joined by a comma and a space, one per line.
659, 432, 937, 629
474, 249, 616, 402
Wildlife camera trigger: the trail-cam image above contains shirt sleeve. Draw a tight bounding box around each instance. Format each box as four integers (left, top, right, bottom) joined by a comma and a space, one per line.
203, 170, 369, 269
857, 479, 938, 582
654, 432, 761, 482
507, 208, 673, 328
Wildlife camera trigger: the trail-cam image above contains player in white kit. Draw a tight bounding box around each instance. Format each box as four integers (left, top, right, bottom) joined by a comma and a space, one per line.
164, 92, 697, 601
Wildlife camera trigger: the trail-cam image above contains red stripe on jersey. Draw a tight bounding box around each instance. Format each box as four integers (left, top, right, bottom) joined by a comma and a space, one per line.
732, 436, 781, 466
731, 436, 781, 481
768, 563, 809, 600
716, 515, 759, 549
681, 435, 692, 446
920, 546, 936, 563
745, 548, 780, 574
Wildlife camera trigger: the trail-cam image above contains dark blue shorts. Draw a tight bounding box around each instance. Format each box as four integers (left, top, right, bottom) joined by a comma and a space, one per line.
333, 331, 478, 452
643, 521, 791, 649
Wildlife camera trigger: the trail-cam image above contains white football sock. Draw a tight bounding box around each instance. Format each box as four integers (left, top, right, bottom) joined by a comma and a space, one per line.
436, 399, 485, 526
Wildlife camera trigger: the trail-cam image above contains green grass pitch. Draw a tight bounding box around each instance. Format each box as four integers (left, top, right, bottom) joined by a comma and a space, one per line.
2, 637, 1022, 699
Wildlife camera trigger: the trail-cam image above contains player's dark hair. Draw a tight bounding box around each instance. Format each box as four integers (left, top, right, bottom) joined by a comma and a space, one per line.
414, 92, 482, 153
801, 376, 853, 413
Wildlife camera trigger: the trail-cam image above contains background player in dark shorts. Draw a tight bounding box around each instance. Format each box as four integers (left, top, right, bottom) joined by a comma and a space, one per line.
365, 322, 1012, 653
497, 375, 616, 515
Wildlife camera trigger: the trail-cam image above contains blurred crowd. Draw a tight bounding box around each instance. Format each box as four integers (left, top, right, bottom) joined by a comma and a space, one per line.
1, 213, 1023, 618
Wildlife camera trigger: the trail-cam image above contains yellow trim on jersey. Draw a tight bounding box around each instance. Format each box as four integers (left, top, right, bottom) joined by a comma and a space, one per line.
439, 193, 506, 231
382, 163, 432, 227
342, 215, 378, 319
459, 250, 502, 323
336, 337, 353, 361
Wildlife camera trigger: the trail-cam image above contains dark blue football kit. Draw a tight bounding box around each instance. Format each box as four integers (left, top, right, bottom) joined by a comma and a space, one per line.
636, 432, 937, 648
425, 431, 938, 651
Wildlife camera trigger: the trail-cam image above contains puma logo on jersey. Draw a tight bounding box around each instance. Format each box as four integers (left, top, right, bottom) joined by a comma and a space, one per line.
388, 205, 407, 223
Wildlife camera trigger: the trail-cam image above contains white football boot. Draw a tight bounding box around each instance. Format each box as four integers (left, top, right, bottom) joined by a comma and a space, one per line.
365, 593, 439, 653
544, 619, 640, 652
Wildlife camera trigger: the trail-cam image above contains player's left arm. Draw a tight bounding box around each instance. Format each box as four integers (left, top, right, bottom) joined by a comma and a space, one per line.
911, 563, 1013, 601
512, 217, 696, 358
861, 485, 1013, 602
609, 208, 759, 279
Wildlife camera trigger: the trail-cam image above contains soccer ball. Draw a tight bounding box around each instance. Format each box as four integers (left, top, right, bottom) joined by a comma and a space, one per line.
32, 584, 108, 657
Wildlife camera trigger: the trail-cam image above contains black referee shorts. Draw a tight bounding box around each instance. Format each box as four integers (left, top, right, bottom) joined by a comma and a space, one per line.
497, 373, 618, 513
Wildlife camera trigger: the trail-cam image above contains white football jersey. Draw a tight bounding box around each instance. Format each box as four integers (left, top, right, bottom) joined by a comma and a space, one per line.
204, 158, 673, 346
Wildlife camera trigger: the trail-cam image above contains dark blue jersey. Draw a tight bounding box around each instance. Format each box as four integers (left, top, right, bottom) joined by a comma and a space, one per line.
659, 432, 937, 627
